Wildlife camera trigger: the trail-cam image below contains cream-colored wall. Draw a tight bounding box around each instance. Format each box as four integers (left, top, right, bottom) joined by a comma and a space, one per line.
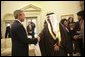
1, 1, 82, 38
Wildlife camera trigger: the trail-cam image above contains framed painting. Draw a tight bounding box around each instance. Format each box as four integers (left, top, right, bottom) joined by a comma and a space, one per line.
61, 14, 74, 20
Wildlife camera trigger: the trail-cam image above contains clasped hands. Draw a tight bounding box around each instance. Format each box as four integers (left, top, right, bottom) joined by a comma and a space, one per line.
54, 42, 60, 51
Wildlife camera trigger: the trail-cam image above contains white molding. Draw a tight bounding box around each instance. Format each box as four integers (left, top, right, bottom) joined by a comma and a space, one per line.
21, 4, 41, 12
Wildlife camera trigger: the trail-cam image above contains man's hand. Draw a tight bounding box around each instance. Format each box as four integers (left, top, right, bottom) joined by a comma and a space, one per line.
76, 31, 81, 34
73, 35, 78, 40
35, 35, 40, 41
54, 44, 59, 51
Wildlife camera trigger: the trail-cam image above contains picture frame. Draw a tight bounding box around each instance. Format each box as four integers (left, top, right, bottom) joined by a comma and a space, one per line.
61, 14, 74, 20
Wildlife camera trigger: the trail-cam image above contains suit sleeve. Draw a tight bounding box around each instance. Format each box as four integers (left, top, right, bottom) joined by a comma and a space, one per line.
12, 25, 38, 45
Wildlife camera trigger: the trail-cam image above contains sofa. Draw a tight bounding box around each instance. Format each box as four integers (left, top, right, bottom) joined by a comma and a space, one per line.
1, 38, 40, 56
1, 38, 12, 56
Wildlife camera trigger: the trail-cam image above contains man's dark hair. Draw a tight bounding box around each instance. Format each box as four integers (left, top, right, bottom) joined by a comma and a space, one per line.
77, 10, 84, 19
60, 19, 68, 25
14, 10, 23, 19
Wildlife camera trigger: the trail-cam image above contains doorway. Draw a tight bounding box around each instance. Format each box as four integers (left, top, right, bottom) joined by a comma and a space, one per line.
26, 17, 37, 34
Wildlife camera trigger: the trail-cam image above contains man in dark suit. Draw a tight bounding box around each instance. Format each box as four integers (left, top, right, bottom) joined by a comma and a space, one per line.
5, 24, 11, 38
73, 10, 84, 56
10, 10, 38, 56
27, 21, 35, 38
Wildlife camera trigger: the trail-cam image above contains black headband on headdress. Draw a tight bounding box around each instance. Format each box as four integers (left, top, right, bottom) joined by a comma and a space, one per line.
46, 13, 54, 16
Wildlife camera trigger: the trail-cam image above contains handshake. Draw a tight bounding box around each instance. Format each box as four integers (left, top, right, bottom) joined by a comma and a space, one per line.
27, 34, 40, 45
28, 34, 40, 41
34, 34, 40, 42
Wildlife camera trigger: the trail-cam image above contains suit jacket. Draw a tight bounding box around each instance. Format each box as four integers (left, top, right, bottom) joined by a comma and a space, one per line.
10, 20, 38, 56
76, 20, 84, 48
5, 26, 11, 38
77, 20, 84, 39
